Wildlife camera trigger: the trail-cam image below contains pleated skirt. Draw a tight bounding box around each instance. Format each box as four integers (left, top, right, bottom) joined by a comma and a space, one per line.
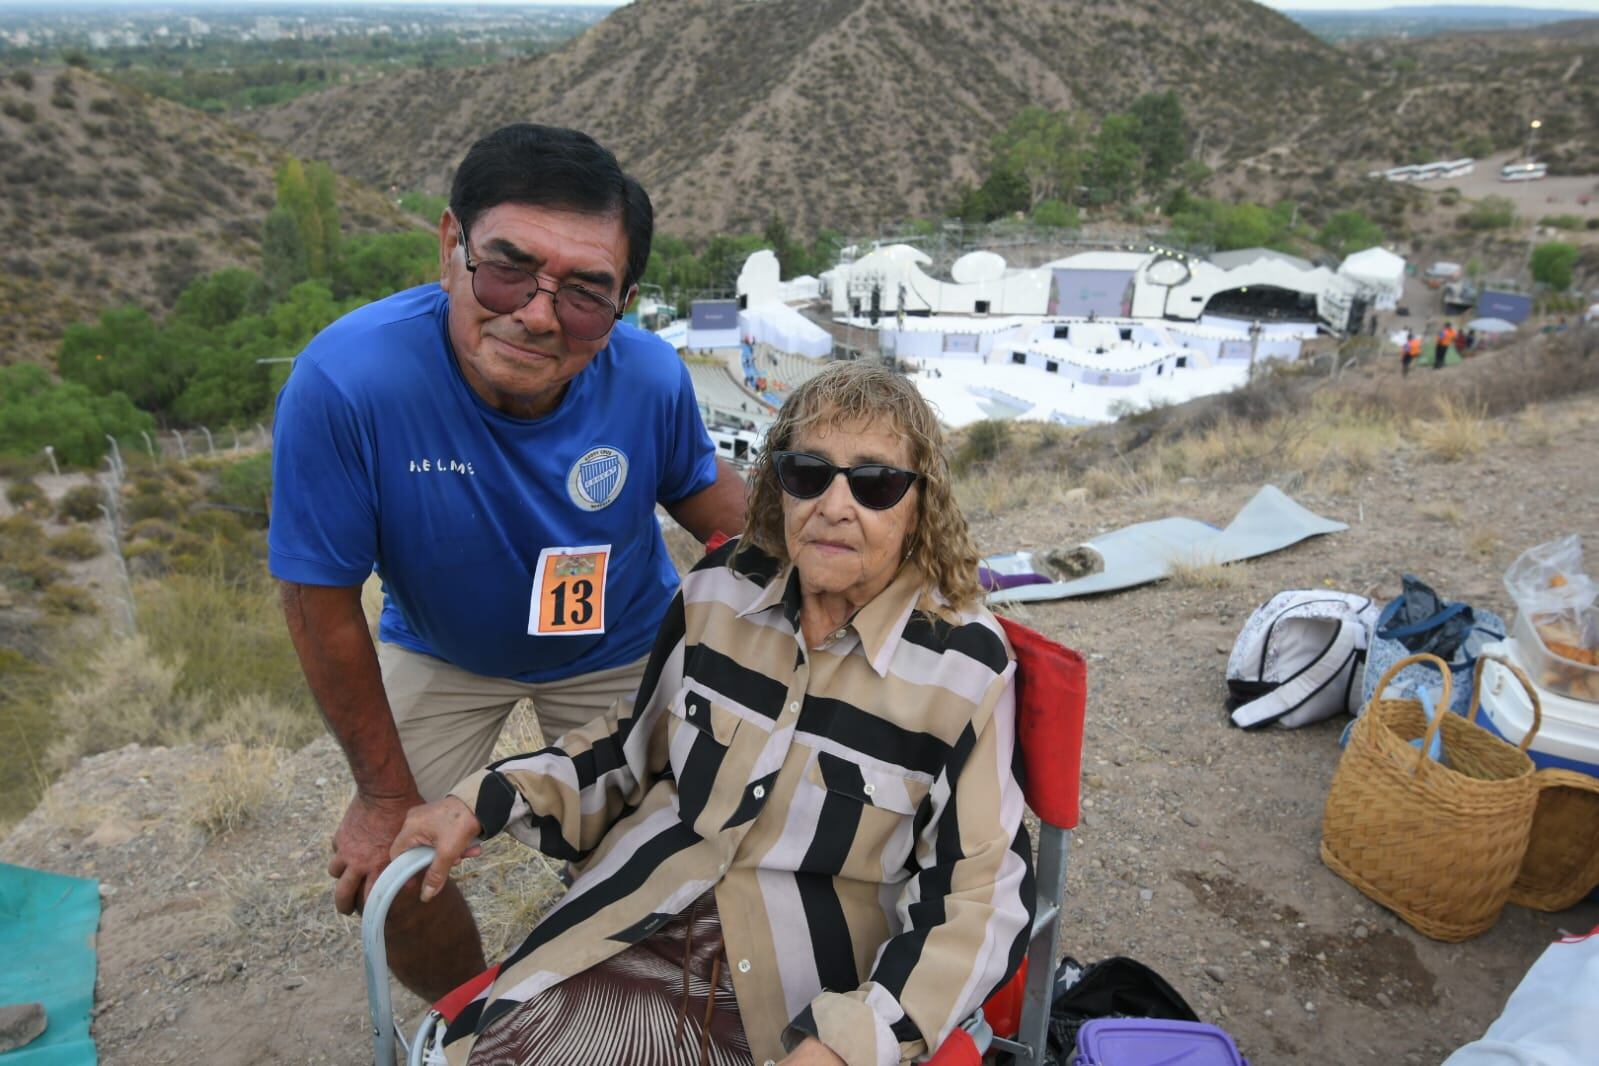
469, 889, 754, 1066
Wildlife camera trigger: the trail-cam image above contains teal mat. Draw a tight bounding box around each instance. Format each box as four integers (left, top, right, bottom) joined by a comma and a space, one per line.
0, 864, 99, 1064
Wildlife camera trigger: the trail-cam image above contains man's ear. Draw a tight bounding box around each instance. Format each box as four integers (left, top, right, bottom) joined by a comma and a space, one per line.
438, 208, 460, 289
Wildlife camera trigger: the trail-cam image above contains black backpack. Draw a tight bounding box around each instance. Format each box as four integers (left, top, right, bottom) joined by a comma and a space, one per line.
1045, 956, 1199, 1062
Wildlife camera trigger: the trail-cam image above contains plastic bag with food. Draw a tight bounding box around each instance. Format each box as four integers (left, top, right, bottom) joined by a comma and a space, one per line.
1503, 535, 1599, 700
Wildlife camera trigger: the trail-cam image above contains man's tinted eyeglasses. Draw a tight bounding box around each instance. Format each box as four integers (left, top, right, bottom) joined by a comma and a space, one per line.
459, 230, 622, 341
772, 451, 921, 510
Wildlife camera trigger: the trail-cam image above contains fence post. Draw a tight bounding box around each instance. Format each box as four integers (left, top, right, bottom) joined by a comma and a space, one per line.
98, 454, 136, 633
256, 422, 268, 447
140, 430, 156, 460
42, 445, 59, 477
201, 426, 216, 455
104, 434, 124, 480
171, 430, 188, 461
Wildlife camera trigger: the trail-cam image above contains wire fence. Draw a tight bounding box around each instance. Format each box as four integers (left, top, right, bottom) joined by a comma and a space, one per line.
14, 423, 276, 635
26, 423, 273, 479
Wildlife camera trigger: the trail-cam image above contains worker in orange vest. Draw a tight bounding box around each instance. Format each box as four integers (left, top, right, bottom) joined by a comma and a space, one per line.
1402, 331, 1421, 376
1434, 322, 1455, 369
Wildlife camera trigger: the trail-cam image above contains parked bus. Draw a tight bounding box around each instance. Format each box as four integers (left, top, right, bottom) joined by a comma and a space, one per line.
1499, 162, 1548, 182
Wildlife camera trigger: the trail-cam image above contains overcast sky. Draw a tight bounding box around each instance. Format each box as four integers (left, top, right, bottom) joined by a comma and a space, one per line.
1261, 0, 1599, 9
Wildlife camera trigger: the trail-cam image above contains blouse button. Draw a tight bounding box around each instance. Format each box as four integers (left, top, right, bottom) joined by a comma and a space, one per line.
738, 959, 752, 973
863, 783, 877, 797
788, 702, 799, 714
753, 785, 766, 799
687, 706, 696, 716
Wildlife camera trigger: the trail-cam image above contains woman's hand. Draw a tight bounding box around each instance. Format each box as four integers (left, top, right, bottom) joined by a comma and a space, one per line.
778, 1037, 846, 1066
389, 796, 483, 902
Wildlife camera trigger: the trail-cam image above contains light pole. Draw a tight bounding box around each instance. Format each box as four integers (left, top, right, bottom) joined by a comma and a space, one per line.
1525, 118, 1542, 162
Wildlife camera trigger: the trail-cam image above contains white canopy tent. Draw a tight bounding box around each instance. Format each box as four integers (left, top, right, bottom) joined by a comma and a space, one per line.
1338, 247, 1406, 310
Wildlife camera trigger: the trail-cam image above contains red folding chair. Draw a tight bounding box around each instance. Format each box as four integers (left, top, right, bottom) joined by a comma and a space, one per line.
362, 616, 1085, 1066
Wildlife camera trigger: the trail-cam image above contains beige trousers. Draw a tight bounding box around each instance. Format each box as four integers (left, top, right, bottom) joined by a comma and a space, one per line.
378, 643, 649, 802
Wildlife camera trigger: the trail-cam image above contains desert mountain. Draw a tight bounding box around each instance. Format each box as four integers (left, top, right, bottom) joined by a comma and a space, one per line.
239, 0, 1363, 236
0, 67, 416, 366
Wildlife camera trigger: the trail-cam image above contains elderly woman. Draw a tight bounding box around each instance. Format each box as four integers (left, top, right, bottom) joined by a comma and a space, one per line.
393, 362, 1033, 1066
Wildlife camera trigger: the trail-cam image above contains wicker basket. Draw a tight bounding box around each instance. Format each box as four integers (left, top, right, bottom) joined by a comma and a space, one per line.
1320, 653, 1542, 942
1511, 768, 1599, 911
1463, 654, 1599, 912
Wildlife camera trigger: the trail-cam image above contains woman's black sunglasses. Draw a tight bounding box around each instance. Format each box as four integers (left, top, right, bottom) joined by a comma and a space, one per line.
772, 451, 921, 510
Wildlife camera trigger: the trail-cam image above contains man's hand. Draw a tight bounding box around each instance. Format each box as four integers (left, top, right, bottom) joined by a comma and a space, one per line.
778, 1037, 847, 1066
390, 796, 484, 903
328, 790, 424, 914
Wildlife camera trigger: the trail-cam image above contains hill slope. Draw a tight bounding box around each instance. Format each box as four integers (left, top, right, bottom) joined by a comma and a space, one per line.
238, 0, 1360, 236
239, 0, 1599, 238
0, 67, 416, 366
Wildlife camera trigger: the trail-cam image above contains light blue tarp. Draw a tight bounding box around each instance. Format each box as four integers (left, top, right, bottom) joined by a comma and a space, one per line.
0, 863, 99, 1065
986, 485, 1348, 604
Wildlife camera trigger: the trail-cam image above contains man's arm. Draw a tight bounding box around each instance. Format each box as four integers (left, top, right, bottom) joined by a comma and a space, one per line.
664, 456, 746, 543
279, 580, 422, 912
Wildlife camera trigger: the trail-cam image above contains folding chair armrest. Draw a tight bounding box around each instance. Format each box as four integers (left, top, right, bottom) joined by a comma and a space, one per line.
364, 846, 436, 1066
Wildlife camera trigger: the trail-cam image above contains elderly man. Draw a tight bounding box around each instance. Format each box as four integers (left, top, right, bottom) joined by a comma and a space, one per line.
269, 124, 745, 1000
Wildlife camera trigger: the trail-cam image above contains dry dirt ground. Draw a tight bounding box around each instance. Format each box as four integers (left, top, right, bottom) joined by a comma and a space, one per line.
5, 348, 1599, 1065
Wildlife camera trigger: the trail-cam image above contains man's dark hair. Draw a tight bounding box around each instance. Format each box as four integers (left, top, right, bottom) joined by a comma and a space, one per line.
449, 123, 653, 295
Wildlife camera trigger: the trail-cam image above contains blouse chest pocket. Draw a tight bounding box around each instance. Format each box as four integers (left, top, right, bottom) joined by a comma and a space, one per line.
664, 686, 751, 834
670, 687, 741, 746
802, 750, 931, 880
808, 751, 931, 815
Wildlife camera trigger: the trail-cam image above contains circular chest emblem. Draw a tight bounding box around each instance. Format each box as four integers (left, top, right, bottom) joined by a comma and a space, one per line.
567, 446, 629, 511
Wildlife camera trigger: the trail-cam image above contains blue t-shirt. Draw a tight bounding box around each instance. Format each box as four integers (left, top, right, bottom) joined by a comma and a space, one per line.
268, 284, 717, 682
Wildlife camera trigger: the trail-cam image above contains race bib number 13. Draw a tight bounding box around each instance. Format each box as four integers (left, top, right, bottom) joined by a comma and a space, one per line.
528, 545, 609, 636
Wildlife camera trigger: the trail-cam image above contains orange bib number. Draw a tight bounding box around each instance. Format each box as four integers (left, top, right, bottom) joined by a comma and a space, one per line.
528, 545, 609, 636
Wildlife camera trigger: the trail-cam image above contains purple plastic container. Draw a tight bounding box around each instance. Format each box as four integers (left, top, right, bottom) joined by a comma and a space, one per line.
1069, 1018, 1249, 1066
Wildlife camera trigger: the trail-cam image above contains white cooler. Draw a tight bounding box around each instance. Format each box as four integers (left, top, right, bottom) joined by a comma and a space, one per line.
1475, 641, 1599, 776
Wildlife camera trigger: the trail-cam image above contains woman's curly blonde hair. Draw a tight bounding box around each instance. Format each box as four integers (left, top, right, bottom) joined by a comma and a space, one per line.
738, 361, 984, 613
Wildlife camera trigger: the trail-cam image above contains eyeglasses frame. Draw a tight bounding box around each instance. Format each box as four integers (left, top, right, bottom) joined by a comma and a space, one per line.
457, 227, 624, 341
771, 450, 923, 510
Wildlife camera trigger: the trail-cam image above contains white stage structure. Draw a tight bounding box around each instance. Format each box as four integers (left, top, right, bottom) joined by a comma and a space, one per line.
826, 246, 1376, 334
1338, 247, 1406, 311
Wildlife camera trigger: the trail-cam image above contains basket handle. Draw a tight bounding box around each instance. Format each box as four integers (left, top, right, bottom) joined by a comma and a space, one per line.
1468, 653, 1543, 752
1368, 653, 1455, 769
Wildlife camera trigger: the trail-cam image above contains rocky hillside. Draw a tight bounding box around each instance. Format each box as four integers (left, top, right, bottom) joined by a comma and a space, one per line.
1332, 18, 1599, 175
0, 66, 416, 366
236, 0, 1599, 239
237, 0, 1361, 236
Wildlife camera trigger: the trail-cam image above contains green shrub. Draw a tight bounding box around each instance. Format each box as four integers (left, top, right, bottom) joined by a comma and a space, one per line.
212, 452, 272, 516
46, 527, 103, 561
126, 517, 183, 545
1531, 242, 1578, 291
1460, 196, 1516, 231
0, 514, 44, 550
5, 478, 48, 514
3, 553, 64, 592
55, 484, 104, 523
1539, 214, 1582, 231
41, 584, 97, 615
124, 491, 180, 524
955, 420, 1013, 473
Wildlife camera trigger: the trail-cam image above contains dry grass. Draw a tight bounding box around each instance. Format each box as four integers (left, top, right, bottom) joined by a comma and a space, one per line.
1465, 526, 1504, 559
953, 466, 1080, 516
461, 837, 567, 958
1419, 500, 1464, 525
1165, 555, 1244, 590
1412, 395, 1505, 462
186, 742, 282, 836
45, 635, 195, 771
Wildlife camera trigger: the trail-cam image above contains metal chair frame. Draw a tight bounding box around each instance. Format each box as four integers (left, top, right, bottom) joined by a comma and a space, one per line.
363, 622, 1083, 1066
